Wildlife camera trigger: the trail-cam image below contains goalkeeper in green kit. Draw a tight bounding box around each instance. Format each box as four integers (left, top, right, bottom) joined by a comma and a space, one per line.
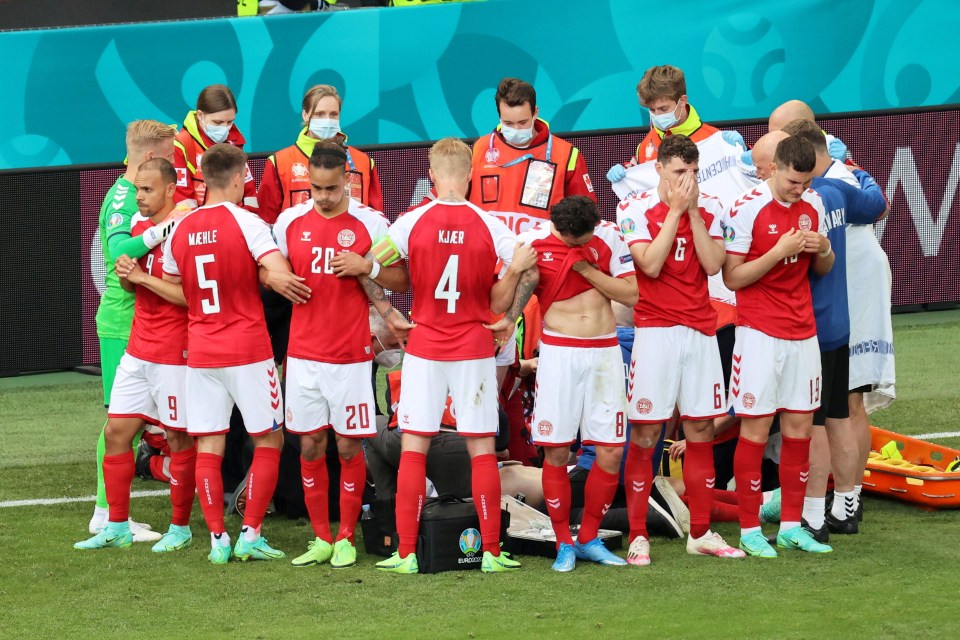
89, 120, 180, 540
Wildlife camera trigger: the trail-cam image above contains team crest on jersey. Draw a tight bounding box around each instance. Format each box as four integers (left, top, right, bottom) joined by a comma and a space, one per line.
583, 173, 594, 193
542, 252, 554, 262
620, 217, 636, 234
798, 214, 813, 231
537, 420, 553, 436
742, 393, 756, 409
107, 212, 123, 229
645, 142, 656, 160
485, 147, 500, 163
636, 398, 653, 415
301, 231, 311, 242
337, 229, 356, 247
292, 162, 308, 179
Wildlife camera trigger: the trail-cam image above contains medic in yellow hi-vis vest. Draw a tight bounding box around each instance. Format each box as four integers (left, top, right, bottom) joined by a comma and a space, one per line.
468, 78, 595, 235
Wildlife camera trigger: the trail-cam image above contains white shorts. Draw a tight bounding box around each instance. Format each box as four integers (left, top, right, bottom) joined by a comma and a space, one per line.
495, 329, 517, 367
628, 326, 727, 423
531, 332, 627, 447
728, 327, 822, 417
186, 359, 284, 437
108, 353, 188, 430
396, 354, 498, 436
284, 357, 376, 438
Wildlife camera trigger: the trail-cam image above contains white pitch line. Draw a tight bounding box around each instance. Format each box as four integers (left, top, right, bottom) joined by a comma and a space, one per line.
911, 431, 960, 441
0, 489, 169, 508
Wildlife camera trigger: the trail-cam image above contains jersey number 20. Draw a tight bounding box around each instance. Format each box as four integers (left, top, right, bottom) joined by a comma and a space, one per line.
434, 255, 461, 314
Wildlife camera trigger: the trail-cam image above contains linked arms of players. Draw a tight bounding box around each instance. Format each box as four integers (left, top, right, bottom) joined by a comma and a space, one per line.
484, 264, 540, 340
116, 255, 186, 306
259, 252, 312, 304
490, 242, 538, 315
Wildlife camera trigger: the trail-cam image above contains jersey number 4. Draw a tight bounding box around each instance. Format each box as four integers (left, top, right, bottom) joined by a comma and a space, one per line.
195, 254, 221, 314
434, 255, 461, 314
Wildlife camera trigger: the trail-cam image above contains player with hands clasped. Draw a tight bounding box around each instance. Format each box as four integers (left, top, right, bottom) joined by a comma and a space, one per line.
616, 135, 743, 566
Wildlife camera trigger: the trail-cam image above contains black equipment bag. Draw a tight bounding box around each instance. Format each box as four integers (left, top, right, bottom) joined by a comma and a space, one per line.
415, 494, 511, 573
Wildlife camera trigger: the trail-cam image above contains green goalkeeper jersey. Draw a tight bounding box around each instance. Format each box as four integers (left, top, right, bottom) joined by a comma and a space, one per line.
94, 176, 140, 339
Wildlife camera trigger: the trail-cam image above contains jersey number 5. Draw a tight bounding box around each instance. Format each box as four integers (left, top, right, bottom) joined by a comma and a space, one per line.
195, 254, 221, 314
434, 255, 461, 314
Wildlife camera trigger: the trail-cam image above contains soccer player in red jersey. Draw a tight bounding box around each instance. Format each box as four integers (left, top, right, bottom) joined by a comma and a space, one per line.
370, 138, 538, 574
272, 141, 408, 568
75, 158, 195, 552
721, 135, 836, 557
517, 195, 638, 572
616, 135, 745, 564
162, 144, 309, 564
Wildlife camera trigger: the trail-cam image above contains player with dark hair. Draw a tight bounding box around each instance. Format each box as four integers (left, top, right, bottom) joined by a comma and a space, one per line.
616, 135, 744, 564
517, 195, 639, 572
272, 140, 407, 568
721, 135, 835, 558
162, 143, 308, 564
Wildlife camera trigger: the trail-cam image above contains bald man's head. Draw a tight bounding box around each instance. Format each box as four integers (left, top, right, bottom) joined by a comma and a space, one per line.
753, 130, 790, 180
768, 99, 815, 132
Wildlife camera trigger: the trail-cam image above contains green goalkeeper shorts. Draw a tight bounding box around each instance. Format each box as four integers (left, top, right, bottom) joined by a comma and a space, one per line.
98, 337, 128, 408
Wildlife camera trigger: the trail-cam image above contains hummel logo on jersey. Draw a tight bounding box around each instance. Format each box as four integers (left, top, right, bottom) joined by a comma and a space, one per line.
799, 471, 809, 483
632, 481, 645, 493
546, 498, 561, 509
301, 231, 311, 242
768, 224, 778, 234
706, 477, 715, 489
343, 482, 356, 493
542, 252, 553, 262
750, 479, 762, 492
601, 503, 612, 516
303, 477, 315, 489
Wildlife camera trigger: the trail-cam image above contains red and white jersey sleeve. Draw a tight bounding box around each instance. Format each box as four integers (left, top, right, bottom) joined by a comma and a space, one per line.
387, 199, 516, 361
517, 221, 634, 314
164, 202, 277, 367
722, 182, 824, 340
274, 199, 389, 363
126, 214, 188, 365
617, 190, 722, 335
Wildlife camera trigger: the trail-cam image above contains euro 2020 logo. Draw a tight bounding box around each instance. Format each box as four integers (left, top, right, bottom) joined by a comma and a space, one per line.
459, 528, 481, 556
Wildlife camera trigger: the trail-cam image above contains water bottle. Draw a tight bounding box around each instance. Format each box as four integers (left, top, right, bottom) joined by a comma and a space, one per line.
361, 504, 373, 520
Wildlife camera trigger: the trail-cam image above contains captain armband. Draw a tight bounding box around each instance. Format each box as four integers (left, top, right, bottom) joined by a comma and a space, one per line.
372, 236, 402, 268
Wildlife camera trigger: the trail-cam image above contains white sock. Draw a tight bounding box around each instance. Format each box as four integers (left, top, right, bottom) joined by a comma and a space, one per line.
242, 526, 259, 542
779, 521, 800, 533
831, 490, 856, 520
802, 497, 826, 529
853, 484, 862, 508
211, 531, 231, 547
761, 490, 774, 505
740, 526, 761, 537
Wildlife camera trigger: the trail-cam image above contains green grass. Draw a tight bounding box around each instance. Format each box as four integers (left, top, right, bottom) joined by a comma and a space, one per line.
2, 315, 959, 638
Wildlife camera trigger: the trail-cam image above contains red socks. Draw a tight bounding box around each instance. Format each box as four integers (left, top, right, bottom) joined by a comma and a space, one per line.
149, 455, 171, 483
195, 452, 225, 534
301, 455, 332, 542
734, 437, 765, 529
104, 451, 135, 523
471, 454, 502, 555
242, 447, 281, 532
395, 450, 427, 558
577, 463, 619, 544
336, 454, 367, 544
624, 442, 654, 540
541, 460, 574, 547
168, 447, 196, 526
779, 435, 811, 525
683, 440, 716, 539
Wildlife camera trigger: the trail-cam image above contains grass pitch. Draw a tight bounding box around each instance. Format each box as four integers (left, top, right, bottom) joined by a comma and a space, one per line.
2, 312, 959, 639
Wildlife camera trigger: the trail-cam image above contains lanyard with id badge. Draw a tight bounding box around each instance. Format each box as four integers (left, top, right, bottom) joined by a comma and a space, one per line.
489, 132, 556, 211
345, 148, 364, 202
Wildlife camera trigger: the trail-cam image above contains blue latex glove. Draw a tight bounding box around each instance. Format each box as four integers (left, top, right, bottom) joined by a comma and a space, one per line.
607, 164, 626, 183
829, 137, 848, 161
853, 168, 878, 190
721, 129, 746, 150
740, 149, 754, 166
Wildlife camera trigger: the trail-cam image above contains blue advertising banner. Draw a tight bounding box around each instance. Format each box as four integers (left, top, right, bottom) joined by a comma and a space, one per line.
1, 0, 957, 169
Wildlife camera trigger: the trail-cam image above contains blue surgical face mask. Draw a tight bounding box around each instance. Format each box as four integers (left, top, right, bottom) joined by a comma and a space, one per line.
202, 118, 230, 144
309, 117, 340, 140
501, 123, 534, 147
649, 100, 684, 132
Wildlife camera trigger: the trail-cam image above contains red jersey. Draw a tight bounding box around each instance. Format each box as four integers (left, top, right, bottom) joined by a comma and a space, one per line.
163, 202, 278, 367
274, 199, 389, 363
616, 189, 724, 335
125, 213, 188, 365
722, 182, 827, 340
516, 221, 635, 314
387, 199, 516, 361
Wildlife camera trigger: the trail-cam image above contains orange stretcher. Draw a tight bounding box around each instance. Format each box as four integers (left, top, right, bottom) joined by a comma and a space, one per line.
863, 426, 960, 509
